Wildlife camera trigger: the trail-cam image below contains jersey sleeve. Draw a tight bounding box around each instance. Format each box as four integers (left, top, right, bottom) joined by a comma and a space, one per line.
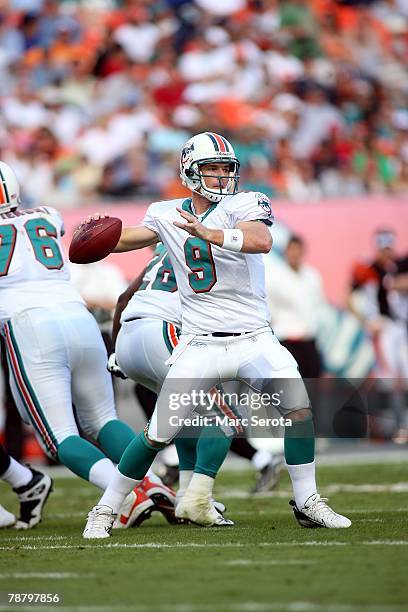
142, 202, 159, 233
42, 206, 65, 236
227, 192, 274, 227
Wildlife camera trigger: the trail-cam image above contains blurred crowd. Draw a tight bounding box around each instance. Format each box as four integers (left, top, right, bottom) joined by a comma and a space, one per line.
0, 0, 407, 208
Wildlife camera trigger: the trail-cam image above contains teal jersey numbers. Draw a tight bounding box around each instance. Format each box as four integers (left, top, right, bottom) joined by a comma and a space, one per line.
24, 218, 64, 270
184, 237, 217, 294
0, 224, 17, 277
151, 254, 177, 293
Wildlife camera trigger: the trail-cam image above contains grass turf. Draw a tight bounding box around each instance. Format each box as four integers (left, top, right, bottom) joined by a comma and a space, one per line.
0, 463, 407, 611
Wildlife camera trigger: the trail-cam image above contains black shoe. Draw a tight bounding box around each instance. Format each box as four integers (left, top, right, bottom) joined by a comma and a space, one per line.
13, 468, 53, 529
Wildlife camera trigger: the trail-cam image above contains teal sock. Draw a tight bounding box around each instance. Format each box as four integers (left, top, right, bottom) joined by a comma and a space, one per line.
97, 419, 135, 464
284, 416, 315, 465
194, 426, 232, 478
118, 431, 161, 480
58, 435, 106, 481
175, 437, 197, 471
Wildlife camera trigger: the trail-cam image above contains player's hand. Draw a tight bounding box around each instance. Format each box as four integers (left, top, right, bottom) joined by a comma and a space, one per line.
173, 208, 210, 241
76, 213, 109, 232
85, 213, 109, 223
107, 353, 128, 379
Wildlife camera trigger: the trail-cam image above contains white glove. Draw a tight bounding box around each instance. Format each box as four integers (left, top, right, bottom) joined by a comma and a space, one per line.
107, 353, 128, 379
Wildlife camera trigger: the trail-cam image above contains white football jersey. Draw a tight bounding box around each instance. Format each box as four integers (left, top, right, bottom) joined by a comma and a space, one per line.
121, 244, 181, 327
142, 191, 273, 334
0, 206, 83, 322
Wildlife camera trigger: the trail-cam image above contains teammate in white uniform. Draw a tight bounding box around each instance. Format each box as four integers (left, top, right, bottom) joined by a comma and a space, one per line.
0, 161, 171, 527
114, 244, 181, 389
83, 132, 351, 537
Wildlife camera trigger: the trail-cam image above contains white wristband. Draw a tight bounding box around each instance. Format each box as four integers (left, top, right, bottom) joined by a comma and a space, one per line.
222, 229, 244, 252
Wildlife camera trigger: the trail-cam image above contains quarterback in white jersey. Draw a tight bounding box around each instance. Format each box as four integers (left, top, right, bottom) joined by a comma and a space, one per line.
113, 242, 283, 484
111, 245, 236, 525
83, 132, 351, 537
142, 190, 272, 335
0, 161, 165, 528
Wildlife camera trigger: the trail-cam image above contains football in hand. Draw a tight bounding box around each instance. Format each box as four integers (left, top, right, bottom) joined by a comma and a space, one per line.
69, 216, 122, 264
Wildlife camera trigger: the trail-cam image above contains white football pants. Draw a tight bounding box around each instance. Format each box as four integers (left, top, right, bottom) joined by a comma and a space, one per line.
147, 327, 309, 443
2, 303, 117, 458
116, 318, 178, 393
116, 318, 248, 437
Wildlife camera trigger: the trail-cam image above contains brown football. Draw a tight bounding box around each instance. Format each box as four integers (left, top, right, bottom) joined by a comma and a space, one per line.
69, 217, 122, 264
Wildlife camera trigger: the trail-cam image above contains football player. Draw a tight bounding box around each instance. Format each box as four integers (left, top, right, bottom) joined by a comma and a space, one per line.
109, 245, 283, 508
108, 244, 234, 525
0, 161, 172, 528
349, 229, 408, 442
82, 132, 351, 538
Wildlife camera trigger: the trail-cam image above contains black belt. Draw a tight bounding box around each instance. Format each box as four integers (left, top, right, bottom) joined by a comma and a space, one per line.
203, 331, 252, 337
124, 321, 269, 337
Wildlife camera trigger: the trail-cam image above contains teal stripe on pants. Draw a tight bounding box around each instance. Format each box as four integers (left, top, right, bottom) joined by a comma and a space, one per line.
7, 321, 58, 454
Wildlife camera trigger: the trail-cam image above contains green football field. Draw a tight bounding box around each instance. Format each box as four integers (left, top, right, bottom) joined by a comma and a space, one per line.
0, 462, 407, 612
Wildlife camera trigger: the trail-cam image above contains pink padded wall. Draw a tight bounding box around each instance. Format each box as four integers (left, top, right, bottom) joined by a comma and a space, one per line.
62, 198, 408, 307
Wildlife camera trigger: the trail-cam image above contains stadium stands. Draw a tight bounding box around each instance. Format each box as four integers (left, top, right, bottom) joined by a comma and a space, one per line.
0, 0, 406, 209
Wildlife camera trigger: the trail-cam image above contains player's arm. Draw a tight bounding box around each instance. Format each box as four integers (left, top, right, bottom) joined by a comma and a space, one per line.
174, 209, 272, 254
114, 226, 159, 252
234, 221, 272, 253
112, 271, 145, 345
82, 214, 159, 252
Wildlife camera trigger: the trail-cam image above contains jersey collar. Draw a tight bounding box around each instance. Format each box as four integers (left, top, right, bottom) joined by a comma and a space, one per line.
181, 198, 217, 223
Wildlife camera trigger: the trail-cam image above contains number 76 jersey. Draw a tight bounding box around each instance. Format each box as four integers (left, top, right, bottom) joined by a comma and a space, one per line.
143, 191, 274, 335
0, 206, 83, 322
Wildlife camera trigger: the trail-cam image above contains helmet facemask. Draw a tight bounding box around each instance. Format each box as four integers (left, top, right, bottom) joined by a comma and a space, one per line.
185, 159, 240, 203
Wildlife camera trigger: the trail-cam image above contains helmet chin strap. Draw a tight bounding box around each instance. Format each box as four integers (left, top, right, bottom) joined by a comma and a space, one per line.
191, 185, 221, 203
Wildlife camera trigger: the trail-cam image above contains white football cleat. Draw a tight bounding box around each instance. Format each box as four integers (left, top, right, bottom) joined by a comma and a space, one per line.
212, 499, 226, 514
175, 493, 234, 527
13, 468, 52, 530
83, 505, 116, 539
176, 491, 226, 517
114, 485, 155, 529
0, 504, 16, 528
290, 494, 352, 528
